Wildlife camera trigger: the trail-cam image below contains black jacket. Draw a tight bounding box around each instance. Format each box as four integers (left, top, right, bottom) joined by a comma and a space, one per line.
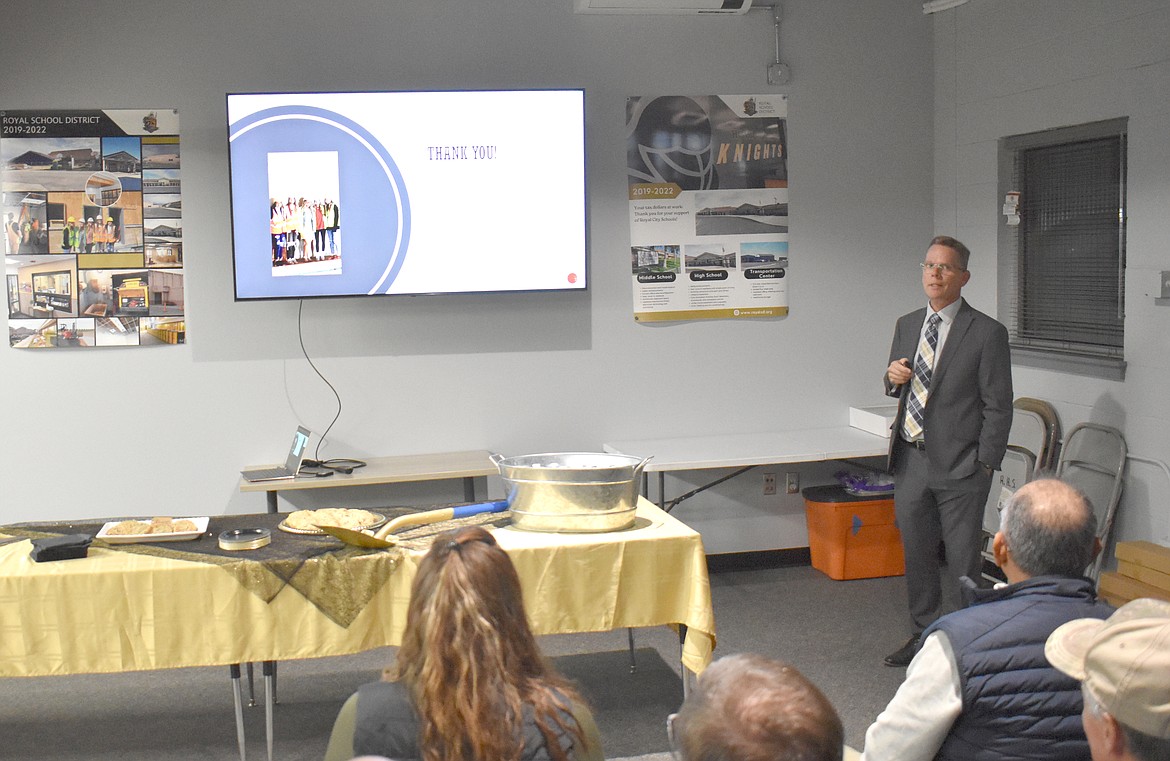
926, 576, 1113, 761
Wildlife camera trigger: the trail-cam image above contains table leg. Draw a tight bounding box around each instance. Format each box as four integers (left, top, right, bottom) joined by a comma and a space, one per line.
246, 662, 256, 707
627, 627, 637, 674
229, 664, 247, 761
263, 661, 276, 761
266, 491, 278, 514
463, 475, 476, 502
678, 624, 690, 699
658, 472, 666, 510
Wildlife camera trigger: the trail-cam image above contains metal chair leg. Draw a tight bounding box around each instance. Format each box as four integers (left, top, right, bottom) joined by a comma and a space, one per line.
263, 660, 276, 761
246, 662, 256, 707
229, 664, 247, 761
679, 624, 690, 699
627, 627, 637, 673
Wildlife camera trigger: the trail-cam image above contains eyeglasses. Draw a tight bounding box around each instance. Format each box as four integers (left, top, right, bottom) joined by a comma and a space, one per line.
921, 262, 965, 274
666, 713, 681, 760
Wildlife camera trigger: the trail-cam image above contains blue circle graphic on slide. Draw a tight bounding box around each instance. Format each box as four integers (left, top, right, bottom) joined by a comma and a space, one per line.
229, 105, 410, 298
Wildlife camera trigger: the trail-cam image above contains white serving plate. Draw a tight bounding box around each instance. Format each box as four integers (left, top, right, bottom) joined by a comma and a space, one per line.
96, 517, 210, 544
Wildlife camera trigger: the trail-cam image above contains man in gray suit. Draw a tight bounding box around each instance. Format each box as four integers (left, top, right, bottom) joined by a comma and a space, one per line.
882, 235, 1013, 667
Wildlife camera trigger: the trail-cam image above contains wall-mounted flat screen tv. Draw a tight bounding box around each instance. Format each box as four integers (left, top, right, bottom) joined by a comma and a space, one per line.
226, 89, 587, 300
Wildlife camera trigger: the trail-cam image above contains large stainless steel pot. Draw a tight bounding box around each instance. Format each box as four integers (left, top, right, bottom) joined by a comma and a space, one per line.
490, 452, 652, 533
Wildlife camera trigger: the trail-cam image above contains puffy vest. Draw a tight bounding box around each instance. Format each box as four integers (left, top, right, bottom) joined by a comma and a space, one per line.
352, 680, 579, 761
926, 576, 1113, 761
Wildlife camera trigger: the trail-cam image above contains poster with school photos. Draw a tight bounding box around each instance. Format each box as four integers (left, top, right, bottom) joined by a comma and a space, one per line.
626, 95, 788, 322
2, 109, 186, 348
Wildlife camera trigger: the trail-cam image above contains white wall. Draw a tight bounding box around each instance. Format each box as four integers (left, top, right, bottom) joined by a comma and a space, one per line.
933, 0, 1170, 553
0, 0, 935, 552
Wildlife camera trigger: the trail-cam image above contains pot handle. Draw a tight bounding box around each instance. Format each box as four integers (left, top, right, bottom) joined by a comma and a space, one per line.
633, 456, 654, 478
488, 452, 506, 471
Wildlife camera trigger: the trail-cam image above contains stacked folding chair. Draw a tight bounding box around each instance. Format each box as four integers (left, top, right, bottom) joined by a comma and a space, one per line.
1056, 422, 1127, 582
980, 398, 1062, 582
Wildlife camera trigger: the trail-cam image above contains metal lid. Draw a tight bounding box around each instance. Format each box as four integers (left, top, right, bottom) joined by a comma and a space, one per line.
218, 527, 271, 551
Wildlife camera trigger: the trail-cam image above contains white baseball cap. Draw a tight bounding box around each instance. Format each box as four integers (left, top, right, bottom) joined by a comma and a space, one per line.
1046, 597, 1170, 739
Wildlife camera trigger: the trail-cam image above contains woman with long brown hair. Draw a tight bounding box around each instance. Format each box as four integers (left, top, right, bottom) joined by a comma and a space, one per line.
325, 526, 603, 761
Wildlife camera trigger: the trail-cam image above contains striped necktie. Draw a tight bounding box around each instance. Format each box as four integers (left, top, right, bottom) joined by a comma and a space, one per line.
902, 313, 941, 441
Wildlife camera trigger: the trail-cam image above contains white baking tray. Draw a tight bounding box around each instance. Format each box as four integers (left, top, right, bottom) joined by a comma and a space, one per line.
96, 517, 210, 544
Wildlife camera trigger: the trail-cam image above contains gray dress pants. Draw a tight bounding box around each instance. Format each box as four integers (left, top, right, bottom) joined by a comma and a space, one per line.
894, 445, 993, 632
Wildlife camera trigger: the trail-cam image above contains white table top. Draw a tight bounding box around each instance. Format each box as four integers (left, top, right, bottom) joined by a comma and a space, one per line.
239, 449, 496, 493
603, 426, 888, 472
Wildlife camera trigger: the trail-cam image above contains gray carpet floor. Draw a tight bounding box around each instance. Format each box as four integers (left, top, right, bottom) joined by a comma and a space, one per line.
0, 561, 914, 760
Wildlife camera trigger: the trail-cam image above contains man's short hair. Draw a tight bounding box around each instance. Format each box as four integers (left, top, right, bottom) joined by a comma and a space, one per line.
1000, 478, 1097, 577
1047, 598, 1170, 760
929, 235, 971, 270
674, 653, 843, 761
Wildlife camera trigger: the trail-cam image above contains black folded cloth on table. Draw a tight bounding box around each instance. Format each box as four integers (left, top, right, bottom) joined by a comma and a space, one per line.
29, 533, 93, 563
3, 507, 509, 626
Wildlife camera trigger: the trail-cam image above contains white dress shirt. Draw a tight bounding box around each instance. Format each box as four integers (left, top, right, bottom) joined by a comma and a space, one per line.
916, 298, 962, 368
859, 631, 964, 761
901, 298, 962, 443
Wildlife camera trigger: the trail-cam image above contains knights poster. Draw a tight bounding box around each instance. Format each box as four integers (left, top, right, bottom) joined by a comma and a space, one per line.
626, 95, 788, 322
2, 109, 186, 348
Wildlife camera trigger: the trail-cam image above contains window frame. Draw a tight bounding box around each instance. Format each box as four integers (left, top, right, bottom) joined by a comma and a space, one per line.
997, 117, 1128, 381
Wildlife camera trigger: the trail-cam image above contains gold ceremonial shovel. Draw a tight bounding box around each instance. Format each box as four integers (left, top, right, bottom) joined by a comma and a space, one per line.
315, 524, 398, 549
315, 500, 510, 549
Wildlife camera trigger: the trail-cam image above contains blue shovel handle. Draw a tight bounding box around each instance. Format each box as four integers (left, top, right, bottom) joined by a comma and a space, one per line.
451, 499, 511, 519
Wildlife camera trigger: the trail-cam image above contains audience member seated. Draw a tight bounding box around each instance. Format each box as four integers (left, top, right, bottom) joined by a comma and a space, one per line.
670, 652, 845, 761
1046, 597, 1170, 761
860, 477, 1113, 761
324, 526, 603, 761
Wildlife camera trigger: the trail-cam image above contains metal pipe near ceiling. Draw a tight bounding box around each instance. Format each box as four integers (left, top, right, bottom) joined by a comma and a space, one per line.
754, 3, 790, 85
923, 0, 971, 14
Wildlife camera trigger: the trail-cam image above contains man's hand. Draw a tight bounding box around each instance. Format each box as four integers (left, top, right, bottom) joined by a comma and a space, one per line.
887, 358, 912, 387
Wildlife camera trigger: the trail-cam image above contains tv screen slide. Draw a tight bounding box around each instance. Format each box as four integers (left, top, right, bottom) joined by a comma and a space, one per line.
226, 89, 587, 300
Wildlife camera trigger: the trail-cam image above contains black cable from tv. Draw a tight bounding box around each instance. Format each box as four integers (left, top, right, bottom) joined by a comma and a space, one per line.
301, 458, 367, 475
297, 299, 367, 472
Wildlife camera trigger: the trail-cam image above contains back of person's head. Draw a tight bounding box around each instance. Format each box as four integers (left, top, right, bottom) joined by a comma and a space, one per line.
673, 653, 843, 761
1046, 598, 1170, 760
392, 526, 583, 761
999, 477, 1097, 577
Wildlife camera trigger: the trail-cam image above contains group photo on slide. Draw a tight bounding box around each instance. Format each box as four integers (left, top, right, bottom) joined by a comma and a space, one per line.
269, 196, 341, 274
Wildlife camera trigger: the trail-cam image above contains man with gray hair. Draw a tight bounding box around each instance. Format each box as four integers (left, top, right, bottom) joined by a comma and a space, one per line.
671, 653, 845, 761
1046, 597, 1170, 761
861, 477, 1113, 761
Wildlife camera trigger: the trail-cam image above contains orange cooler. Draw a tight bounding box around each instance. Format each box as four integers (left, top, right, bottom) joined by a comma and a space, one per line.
803, 485, 905, 580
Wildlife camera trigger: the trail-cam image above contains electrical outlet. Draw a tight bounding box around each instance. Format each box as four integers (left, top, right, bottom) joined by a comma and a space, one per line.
763, 473, 777, 495
786, 472, 800, 494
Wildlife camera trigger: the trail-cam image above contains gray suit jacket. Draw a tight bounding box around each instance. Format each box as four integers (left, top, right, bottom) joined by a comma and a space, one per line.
884, 299, 1013, 478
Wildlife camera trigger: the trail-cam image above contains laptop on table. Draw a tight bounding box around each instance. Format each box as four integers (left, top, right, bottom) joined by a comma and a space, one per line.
240, 426, 312, 482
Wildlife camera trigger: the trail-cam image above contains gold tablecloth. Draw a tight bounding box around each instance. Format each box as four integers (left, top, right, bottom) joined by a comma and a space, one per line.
0, 499, 715, 678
